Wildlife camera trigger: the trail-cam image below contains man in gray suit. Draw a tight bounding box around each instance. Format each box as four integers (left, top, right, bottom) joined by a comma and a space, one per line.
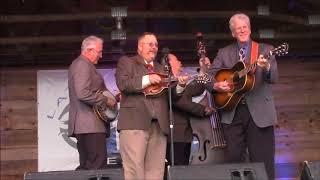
208, 13, 278, 179
115, 32, 188, 180
68, 35, 117, 170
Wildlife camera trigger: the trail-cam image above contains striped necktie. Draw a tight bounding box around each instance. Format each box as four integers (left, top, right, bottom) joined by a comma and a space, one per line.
239, 47, 246, 62
146, 63, 154, 73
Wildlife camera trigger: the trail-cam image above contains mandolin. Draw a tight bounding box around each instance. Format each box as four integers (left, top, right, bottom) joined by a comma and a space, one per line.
213, 42, 289, 111
143, 72, 211, 96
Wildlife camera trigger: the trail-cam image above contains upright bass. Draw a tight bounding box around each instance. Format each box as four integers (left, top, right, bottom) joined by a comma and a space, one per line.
190, 32, 227, 165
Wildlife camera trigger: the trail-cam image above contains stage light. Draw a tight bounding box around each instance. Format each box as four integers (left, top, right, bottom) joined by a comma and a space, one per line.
111, 7, 127, 40
259, 29, 275, 39
257, 5, 270, 16
308, 15, 320, 25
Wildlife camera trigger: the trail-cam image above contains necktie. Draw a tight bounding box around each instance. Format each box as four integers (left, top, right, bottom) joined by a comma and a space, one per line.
239, 47, 246, 62
146, 63, 154, 73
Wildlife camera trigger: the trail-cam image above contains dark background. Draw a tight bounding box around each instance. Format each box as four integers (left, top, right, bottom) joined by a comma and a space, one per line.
1, 0, 320, 67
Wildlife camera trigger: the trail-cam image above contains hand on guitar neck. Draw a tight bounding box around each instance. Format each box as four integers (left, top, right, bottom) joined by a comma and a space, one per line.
257, 54, 271, 71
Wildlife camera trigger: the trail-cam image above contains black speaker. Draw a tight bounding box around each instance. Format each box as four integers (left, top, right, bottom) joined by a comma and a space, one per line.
167, 163, 268, 180
301, 161, 320, 180
24, 168, 124, 180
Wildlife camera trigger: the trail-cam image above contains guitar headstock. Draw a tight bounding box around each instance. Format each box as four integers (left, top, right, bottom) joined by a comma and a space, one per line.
196, 73, 211, 84
270, 42, 289, 57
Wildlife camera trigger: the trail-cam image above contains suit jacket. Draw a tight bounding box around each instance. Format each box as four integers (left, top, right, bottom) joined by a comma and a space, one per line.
170, 81, 207, 142
209, 41, 278, 127
115, 55, 180, 134
68, 55, 110, 137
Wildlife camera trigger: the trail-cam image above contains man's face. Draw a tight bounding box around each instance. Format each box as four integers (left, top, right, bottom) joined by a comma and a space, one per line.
138, 35, 158, 63
231, 19, 251, 43
168, 54, 182, 76
90, 43, 103, 64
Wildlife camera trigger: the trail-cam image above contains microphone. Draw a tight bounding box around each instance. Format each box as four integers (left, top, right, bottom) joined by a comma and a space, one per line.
161, 47, 170, 65
161, 47, 170, 72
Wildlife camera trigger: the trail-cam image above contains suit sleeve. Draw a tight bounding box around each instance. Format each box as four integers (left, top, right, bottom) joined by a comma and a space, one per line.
263, 44, 279, 83
173, 82, 206, 117
72, 60, 106, 106
206, 48, 225, 93
115, 56, 144, 94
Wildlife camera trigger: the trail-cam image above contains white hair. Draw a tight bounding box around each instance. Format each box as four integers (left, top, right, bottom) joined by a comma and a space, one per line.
81, 35, 103, 52
229, 13, 251, 32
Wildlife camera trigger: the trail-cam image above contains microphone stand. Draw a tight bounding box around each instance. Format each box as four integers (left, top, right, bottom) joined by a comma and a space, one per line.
164, 58, 175, 167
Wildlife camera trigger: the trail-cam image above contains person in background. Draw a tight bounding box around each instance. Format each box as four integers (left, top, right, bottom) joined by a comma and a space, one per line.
68, 35, 117, 170
165, 54, 215, 166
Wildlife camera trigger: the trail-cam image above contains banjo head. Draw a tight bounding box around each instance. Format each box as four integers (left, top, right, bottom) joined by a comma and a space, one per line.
95, 90, 119, 122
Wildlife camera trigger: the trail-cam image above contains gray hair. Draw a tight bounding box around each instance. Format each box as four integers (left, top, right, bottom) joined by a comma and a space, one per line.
229, 13, 251, 32
81, 35, 103, 52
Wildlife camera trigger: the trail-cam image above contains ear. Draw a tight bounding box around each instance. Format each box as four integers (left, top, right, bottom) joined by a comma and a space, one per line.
137, 43, 142, 52
231, 31, 236, 38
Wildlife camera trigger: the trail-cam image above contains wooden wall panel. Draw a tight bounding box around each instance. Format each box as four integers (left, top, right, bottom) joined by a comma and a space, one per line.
1, 69, 37, 180
1, 70, 37, 101
1, 100, 37, 130
274, 59, 320, 168
1, 130, 37, 148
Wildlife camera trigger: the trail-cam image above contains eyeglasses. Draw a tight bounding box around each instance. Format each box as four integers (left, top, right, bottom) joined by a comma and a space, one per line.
141, 42, 158, 48
89, 48, 103, 55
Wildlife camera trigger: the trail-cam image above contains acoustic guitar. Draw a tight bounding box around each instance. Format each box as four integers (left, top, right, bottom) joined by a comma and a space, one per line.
213, 42, 289, 111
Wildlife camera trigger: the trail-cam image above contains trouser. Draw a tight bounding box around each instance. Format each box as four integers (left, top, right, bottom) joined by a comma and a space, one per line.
222, 103, 275, 179
75, 133, 107, 170
119, 121, 167, 180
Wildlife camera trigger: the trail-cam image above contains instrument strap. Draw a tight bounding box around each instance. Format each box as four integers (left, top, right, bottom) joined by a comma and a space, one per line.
250, 41, 259, 73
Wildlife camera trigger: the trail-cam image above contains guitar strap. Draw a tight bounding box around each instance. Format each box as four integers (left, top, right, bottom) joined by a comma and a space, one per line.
250, 41, 259, 73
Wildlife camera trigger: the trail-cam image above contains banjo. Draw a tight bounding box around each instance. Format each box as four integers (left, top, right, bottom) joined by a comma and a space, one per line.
93, 90, 119, 122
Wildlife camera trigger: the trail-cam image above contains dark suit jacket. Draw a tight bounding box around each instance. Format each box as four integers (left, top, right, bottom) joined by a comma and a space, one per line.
169, 81, 207, 142
68, 55, 110, 137
209, 41, 278, 127
115, 55, 180, 134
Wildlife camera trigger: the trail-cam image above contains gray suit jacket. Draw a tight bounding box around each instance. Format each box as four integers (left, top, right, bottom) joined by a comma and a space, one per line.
68, 55, 110, 137
115, 55, 180, 134
209, 41, 278, 127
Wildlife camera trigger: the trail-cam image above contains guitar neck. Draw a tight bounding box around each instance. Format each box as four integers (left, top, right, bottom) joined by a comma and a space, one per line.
238, 51, 272, 78
238, 62, 257, 78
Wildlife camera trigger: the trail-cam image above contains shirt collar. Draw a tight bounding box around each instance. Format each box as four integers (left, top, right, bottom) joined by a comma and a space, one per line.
237, 40, 251, 50
144, 60, 154, 66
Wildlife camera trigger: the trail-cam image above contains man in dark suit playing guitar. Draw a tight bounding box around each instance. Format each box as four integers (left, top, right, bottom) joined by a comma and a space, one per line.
208, 13, 278, 179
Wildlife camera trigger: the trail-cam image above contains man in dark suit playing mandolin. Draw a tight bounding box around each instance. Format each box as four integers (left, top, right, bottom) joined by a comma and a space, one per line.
208, 13, 279, 179
115, 32, 188, 180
